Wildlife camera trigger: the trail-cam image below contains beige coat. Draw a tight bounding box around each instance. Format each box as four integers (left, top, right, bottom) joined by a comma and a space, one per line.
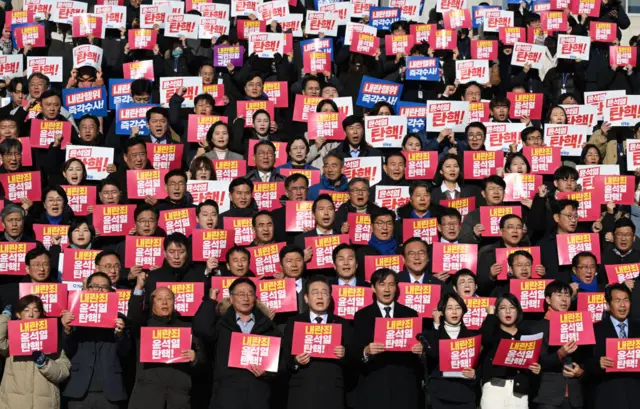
587, 129, 622, 165
0, 315, 70, 409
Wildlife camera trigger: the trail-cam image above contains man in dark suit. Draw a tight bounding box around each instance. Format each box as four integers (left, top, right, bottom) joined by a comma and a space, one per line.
539, 199, 581, 283
272, 173, 310, 244
586, 283, 640, 409
274, 245, 307, 331
353, 268, 423, 409
397, 237, 449, 285
281, 275, 353, 409
331, 244, 370, 287
294, 194, 338, 276
529, 280, 588, 409
600, 218, 640, 286
62, 272, 132, 409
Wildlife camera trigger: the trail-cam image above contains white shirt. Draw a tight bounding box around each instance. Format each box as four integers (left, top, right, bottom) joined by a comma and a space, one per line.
316, 227, 333, 235
441, 237, 459, 244
377, 301, 394, 318
338, 277, 357, 286
214, 150, 227, 160
258, 171, 271, 182
310, 311, 328, 324
296, 278, 303, 293
410, 274, 425, 284
440, 183, 461, 193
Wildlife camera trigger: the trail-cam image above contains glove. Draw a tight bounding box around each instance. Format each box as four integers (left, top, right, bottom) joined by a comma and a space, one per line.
31, 351, 47, 367
2, 304, 11, 317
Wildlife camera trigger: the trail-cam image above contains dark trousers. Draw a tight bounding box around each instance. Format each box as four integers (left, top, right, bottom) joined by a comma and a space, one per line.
539, 399, 583, 409
430, 396, 475, 409
128, 380, 190, 409
66, 392, 124, 409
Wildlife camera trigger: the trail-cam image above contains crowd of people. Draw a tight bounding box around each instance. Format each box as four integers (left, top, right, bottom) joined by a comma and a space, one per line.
0, 0, 638, 408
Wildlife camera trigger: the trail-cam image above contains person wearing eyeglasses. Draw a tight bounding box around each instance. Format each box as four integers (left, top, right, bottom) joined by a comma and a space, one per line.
356, 209, 399, 278
192, 278, 279, 409
569, 252, 603, 307
476, 215, 535, 296
60, 272, 131, 409
539, 199, 581, 283
95, 251, 125, 289
334, 178, 382, 235
244, 140, 286, 183
489, 250, 540, 298
397, 237, 448, 284
105, 137, 153, 202
0, 246, 56, 317
280, 275, 352, 409
601, 219, 640, 289
153, 169, 195, 211
272, 174, 309, 245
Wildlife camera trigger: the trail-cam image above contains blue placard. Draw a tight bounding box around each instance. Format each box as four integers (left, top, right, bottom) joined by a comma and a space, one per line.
300, 38, 334, 61
115, 103, 158, 136
396, 101, 426, 133
369, 7, 401, 31
62, 86, 108, 119
471, 5, 502, 29
532, 0, 550, 12
405, 57, 440, 81
11, 22, 45, 49
356, 75, 403, 109
108, 79, 135, 110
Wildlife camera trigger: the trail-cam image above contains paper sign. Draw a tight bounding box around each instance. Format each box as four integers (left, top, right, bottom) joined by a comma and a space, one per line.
373, 317, 421, 351
128, 29, 157, 50
291, 323, 342, 359
443, 9, 472, 29
585, 90, 626, 121
307, 112, 345, 141
158, 208, 197, 237
92, 205, 135, 237
493, 337, 542, 368
292, 95, 323, 123
124, 236, 164, 268
384, 34, 415, 55
62, 86, 107, 119
570, 0, 600, 17
140, 327, 191, 363
343, 157, 382, 186
332, 285, 373, 319
61, 185, 96, 216
548, 311, 596, 345
557, 34, 590, 60
605, 263, 640, 284
228, 333, 280, 372
397, 283, 440, 318
404, 151, 437, 180
192, 229, 233, 262
405, 57, 439, 81
248, 243, 285, 278
248, 32, 285, 58
402, 218, 438, 246
126, 169, 169, 199
223, 217, 255, 247
0, 55, 24, 79
29, 119, 71, 149
426, 101, 469, 132
606, 338, 640, 372
123, 60, 154, 81
523, 146, 561, 174
0, 172, 42, 203
13, 23, 45, 48
72, 14, 105, 38
577, 292, 606, 323
305, 235, 349, 270
604, 95, 640, 127
159, 77, 202, 108
108, 79, 134, 109
507, 92, 543, 120
26, 57, 62, 82
504, 173, 542, 201
471, 40, 498, 60
263, 81, 288, 108
68, 291, 118, 328
237, 100, 274, 128
8, 319, 58, 356
561, 104, 598, 129
213, 45, 244, 67
33, 224, 68, 250
511, 42, 545, 70
543, 124, 590, 156
609, 46, 637, 67
61, 248, 101, 282
510, 279, 553, 312
463, 297, 495, 330
463, 151, 501, 180
440, 197, 476, 221
94, 5, 127, 30
146, 143, 184, 171
432, 242, 478, 274
374, 185, 410, 212
499, 27, 526, 46
285, 201, 314, 232
479, 206, 522, 237
364, 255, 404, 281
258, 278, 297, 312
365, 115, 407, 148
211, 161, 245, 182
439, 335, 481, 371
19, 283, 67, 316
456, 60, 489, 84
483, 10, 513, 32
590, 21, 616, 42
347, 213, 371, 245
357, 76, 403, 109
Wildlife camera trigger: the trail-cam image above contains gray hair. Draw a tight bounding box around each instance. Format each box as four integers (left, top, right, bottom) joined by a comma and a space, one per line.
1, 204, 25, 222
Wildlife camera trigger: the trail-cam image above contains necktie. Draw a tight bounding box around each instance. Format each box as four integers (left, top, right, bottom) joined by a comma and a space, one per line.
619, 322, 627, 339
315, 316, 323, 324
262, 174, 269, 182
384, 307, 392, 318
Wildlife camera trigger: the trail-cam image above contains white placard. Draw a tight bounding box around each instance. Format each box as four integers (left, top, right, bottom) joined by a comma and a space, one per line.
248, 32, 285, 58
159, 77, 203, 108
94, 5, 127, 30
72, 45, 104, 70
199, 18, 230, 39
455, 60, 489, 84
557, 34, 591, 61
164, 13, 200, 39
364, 115, 408, 148
50, 1, 87, 24
66, 145, 115, 181
511, 42, 546, 70
26, 56, 63, 83
543, 124, 590, 156
305, 11, 339, 36
426, 100, 469, 132
0, 55, 24, 79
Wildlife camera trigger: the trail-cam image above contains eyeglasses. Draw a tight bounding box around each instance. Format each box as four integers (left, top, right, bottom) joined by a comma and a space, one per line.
440, 222, 459, 227
468, 134, 484, 140
30, 263, 50, 270
503, 225, 524, 231
309, 290, 330, 297
498, 305, 516, 312
231, 292, 256, 299
406, 250, 427, 258
615, 233, 634, 238
288, 186, 307, 192
560, 213, 579, 221
137, 218, 157, 225
513, 263, 531, 268
3, 152, 21, 158
257, 152, 274, 158
101, 190, 119, 197
87, 284, 111, 291
374, 221, 394, 228
349, 188, 368, 194
167, 182, 186, 188
99, 263, 121, 271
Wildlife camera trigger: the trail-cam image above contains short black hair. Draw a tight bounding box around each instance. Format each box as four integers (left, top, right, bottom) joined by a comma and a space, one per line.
605, 283, 632, 304
312, 194, 334, 213
452, 269, 476, 287
544, 280, 572, 299
146, 106, 169, 121
402, 237, 428, 256
0, 138, 22, 155
304, 275, 331, 295
302, 75, 321, 91
521, 126, 543, 144
332, 243, 355, 263
164, 169, 188, 184
437, 207, 461, 224
196, 200, 219, 217
465, 122, 486, 136
437, 292, 468, 315
78, 114, 100, 130
371, 208, 395, 224
552, 199, 579, 216
39, 89, 61, 102
284, 173, 309, 189
342, 115, 364, 131
194, 93, 215, 108
494, 293, 524, 325
482, 175, 506, 191
95, 250, 121, 266
507, 250, 533, 267
227, 245, 251, 261
505, 152, 531, 173
614, 217, 636, 234
134, 203, 159, 220
68, 217, 95, 242
553, 165, 579, 181
130, 78, 152, 97
43, 185, 68, 207
229, 277, 257, 294
229, 177, 253, 194
370, 268, 397, 286
124, 137, 147, 154
163, 232, 189, 250
253, 139, 276, 156
252, 210, 273, 227
409, 180, 431, 196
279, 245, 304, 263
571, 251, 597, 268
25, 245, 50, 266
86, 272, 114, 291
499, 214, 523, 229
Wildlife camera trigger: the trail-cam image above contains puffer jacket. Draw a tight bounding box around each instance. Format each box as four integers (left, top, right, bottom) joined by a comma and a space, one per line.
0, 314, 71, 409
